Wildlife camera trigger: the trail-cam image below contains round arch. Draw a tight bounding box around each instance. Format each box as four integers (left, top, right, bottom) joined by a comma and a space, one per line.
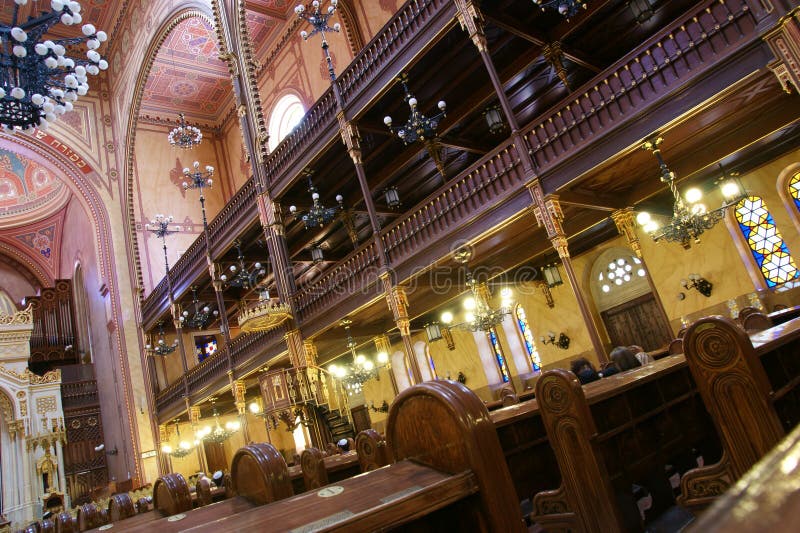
777, 161, 800, 234
267, 93, 306, 151
589, 246, 650, 312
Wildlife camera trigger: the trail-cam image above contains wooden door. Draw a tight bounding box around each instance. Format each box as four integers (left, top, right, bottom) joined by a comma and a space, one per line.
600, 293, 672, 351
203, 441, 227, 473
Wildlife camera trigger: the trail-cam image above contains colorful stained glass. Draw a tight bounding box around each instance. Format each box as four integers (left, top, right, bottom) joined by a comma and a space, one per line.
789, 171, 800, 212
735, 196, 799, 288
487, 327, 510, 383
514, 304, 541, 371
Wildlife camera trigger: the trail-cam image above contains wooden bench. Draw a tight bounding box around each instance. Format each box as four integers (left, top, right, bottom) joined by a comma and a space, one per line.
299, 449, 361, 490
354, 428, 391, 472
139, 380, 526, 532
678, 315, 800, 508
86, 443, 292, 533
687, 421, 800, 532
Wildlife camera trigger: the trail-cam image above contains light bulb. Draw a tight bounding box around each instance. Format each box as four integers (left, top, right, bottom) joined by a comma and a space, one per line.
249, 402, 260, 414
643, 221, 659, 233
161, 444, 172, 454
636, 211, 651, 225
441, 311, 453, 324
465, 311, 475, 323
500, 287, 512, 299
684, 187, 702, 204
355, 354, 366, 365
383, 116, 392, 126
363, 360, 374, 371
463, 297, 476, 310
721, 181, 740, 198
377, 352, 388, 364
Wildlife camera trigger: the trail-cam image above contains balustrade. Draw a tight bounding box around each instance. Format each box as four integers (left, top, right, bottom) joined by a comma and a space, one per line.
61, 380, 99, 410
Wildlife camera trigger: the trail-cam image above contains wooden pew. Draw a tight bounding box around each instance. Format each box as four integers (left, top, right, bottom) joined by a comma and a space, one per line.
678, 315, 800, 508
151, 380, 526, 532
107, 493, 136, 522
354, 429, 391, 472
87, 443, 293, 533
76, 502, 108, 531
687, 422, 800, 532
491, 355, 718, 532
299, 449, 360, 490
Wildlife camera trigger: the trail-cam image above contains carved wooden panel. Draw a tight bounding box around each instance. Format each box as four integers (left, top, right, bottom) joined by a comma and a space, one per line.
231, 443, 294, 506
601, 293, 673, 350
300, 447, 328, 490
108, 493, 136, 522
355, 429, 392, 472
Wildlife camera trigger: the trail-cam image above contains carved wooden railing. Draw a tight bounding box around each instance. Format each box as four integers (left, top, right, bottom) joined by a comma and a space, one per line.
525, 0, 763, 178
295, 240, 381, 322
155, 379, 184, 414
206, 177, 258, 257
185, 348, 229, 396
61, 380, 99, 410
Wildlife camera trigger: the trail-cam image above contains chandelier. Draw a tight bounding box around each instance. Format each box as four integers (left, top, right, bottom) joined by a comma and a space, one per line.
219, 241, 267, 290
288, 172, 343, 229
442, 250, 513, 332
327, 319, 388, 395
182, 160, 214, 227
1, 0, 108, 131
237, 287, 292, 333
532, 0, 587, 18
636, 138, 745, 249
295, 1, 341, 81
145, 321, 177, 356
196, 401, 240, 444
168, 113, 202, 149
160, 421, 197, 459
383, 73, 446, 146
180, 287, 217, 330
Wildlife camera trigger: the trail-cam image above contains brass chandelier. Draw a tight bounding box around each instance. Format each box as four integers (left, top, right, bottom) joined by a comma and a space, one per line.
327, 319, 388, 395
636, 138, 745, 249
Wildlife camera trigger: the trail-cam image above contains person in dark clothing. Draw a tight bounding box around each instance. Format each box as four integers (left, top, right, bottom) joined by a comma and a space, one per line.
610, 346, 643, 371
570, 357, 600, 384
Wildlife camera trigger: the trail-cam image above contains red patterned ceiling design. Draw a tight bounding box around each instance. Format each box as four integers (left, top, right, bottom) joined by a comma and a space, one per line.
0, 146, 68, 219
140, 17, 233, 127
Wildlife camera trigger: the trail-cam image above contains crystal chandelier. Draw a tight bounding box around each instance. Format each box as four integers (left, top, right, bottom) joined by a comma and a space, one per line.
1, 0, 108, 131
161, 421, 198, 458
288, 172, 343, 229
383, 73, 446, 146
180, 287, 217, 330
237, 287, 292, 333
195, 401, 240, 444
442, 250, 513, 332
168, 113, 202, 149
636, 138, 746, 249
219, 241, 267, 290
327, 319, 388, 395
532, 0, 587, 18
145, 321, 177, 356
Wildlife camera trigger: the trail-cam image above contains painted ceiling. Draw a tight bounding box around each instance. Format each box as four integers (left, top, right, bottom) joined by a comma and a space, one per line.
0, 146, 70, 221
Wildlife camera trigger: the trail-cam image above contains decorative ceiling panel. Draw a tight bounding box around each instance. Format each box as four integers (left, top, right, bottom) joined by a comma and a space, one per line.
0, 146, 69, 221
139, 17, 232, 127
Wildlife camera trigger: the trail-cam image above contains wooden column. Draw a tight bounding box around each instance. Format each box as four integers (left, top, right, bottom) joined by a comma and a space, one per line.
189, 404, 208, 474
611, 208, 673, 335
157, 425, 171, 475
232, 378, 250, 444
381, 276, 423, 384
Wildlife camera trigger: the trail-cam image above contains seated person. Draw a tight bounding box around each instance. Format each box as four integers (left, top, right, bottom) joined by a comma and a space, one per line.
337, 438, 350, 453
610, 346, 643, 372
629, 344, 652, 365
212, 471, 224, 488
570, 357, 600, 384
599, 362, 619, 377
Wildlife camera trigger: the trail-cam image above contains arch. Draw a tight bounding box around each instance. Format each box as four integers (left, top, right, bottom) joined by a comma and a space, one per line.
267, 93, 306, 151
0, 387, 15, 424
0, 246, 48, 289
777, 162, 800, 233
390, 350, 411, 392
590, 247, 650, 312
72, 263, 93, 362
732, 195, 799, 289
0, 289, 17, 316
412, 341, 436, 381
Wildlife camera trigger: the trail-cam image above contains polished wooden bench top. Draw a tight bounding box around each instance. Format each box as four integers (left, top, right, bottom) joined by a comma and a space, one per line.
688, 422, 800, 532
152, 461, 478, 532
750, 315, 800, 354
490, 354, 688, 427
768, 304, 800, 324
88, 496, 256, 532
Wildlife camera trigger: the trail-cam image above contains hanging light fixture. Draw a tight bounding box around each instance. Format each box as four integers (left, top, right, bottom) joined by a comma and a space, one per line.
0, 0, 108, 132
541, 263, 563, 288
218, 241, 267, 290
310, 243, 325, 264
383, 187, 401, 209
327, 319, 388, 395
160, 420, 198, 458
195, 399, 240, 444
180, 287, 218, 330
168, 113, 203, 149
532, 0, 587, 18
636, 138, 746, 249
237, 287, 292, 333
182, 160, 214, 229
483, 104, 505, 135
289, 171, 343, 229
383, 73, 446, 146
145, 321, 178, 356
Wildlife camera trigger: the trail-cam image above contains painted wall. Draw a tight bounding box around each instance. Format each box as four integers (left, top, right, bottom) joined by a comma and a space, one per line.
0, 263, 36, 305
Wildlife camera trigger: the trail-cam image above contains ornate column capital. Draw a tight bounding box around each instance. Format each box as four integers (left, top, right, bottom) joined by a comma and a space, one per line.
551, 235, 570, 259
764, 8, 800, 94
611, 207, 643, 258
454, 0, 488, 52
337, 112, 363, 165
233, 379, 247, 415
189, 405, 201, 427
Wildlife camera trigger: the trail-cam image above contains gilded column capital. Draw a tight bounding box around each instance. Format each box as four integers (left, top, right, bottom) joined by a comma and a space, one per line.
189, 405, 201, 427
611, 207, 643, 258
764, 8, 800, 94
337, 112, 363, 165
551, 235, 570, 259
302, 339, 318, 367
454, 0, 488, 53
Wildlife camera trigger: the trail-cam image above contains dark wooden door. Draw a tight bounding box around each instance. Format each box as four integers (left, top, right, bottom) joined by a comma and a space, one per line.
600, 293, 672, 351
203, 441, 227, 474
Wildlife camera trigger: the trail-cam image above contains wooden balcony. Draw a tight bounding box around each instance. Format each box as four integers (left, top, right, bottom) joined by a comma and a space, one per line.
148, 0, 782, 418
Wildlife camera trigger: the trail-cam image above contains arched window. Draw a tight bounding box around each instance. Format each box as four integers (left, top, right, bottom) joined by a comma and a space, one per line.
734, 196, 799, 288
486, 327, 510, 383
268, 94, 305, 151
787, 170, 800, 213
514, 305, 541, 372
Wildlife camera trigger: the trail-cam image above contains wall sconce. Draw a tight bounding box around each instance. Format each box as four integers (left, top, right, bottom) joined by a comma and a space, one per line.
483, 104, 505, 134
383, 187, 401, 209
310, 243, 324, 264
681, 274, 712, 297
541, 264, 563, 288
369, 400, 389, 413
541, 331, 570, 350
537, 281, 555, 308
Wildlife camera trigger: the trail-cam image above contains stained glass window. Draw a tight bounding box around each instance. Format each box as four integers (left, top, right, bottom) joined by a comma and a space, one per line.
195, 335, 217, 363
788, 171, 800, 212
735, 196, 799, 288
487, 327, 510, 383
514, 304, 541, 371
597, 256, 646, 294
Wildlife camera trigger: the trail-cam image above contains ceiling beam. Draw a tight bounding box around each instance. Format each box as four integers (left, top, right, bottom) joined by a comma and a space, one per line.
558, 191, 627, 212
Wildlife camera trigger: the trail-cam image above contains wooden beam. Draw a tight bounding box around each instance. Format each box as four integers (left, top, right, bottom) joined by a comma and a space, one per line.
558, 191, 626, 211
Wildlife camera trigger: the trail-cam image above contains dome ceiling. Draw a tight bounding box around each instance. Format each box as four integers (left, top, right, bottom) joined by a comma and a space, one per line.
0, 145, 70, 223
